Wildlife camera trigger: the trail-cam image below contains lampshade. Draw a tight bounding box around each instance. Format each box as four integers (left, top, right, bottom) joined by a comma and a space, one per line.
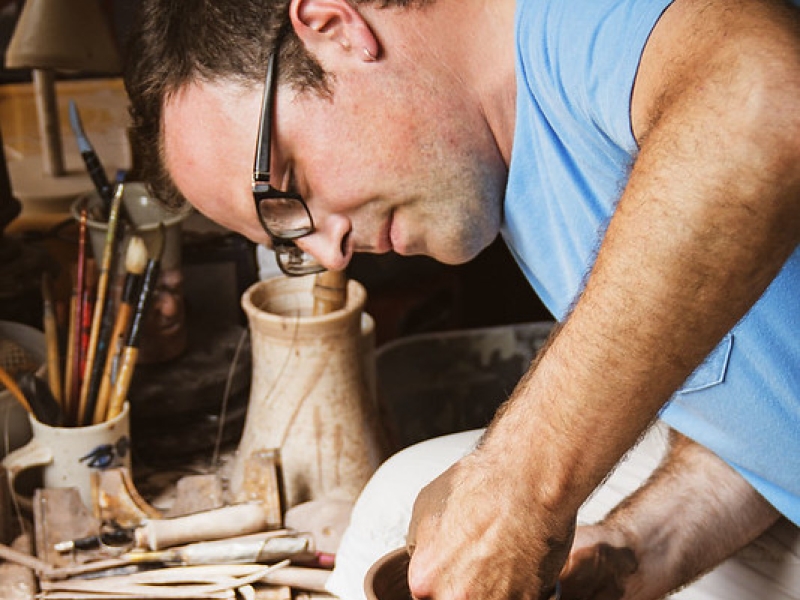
5, 0, 120, 73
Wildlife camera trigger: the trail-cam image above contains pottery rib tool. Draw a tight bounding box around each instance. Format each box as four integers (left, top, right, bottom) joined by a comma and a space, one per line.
106, 223, 165, 421
312, 270, 347, 315
41, 272, 62, 407
77, 183, 124, 426
94, 235, 147, 424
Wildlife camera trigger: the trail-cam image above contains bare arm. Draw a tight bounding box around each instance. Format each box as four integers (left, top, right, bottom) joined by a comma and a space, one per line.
560, 431, 781, 600
407, 1, 800, 598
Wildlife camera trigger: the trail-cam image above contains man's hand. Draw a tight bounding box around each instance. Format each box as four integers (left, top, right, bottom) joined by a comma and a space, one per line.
406, 449, 574, 600
559, 432, 780, 600
560, 526, 638, 600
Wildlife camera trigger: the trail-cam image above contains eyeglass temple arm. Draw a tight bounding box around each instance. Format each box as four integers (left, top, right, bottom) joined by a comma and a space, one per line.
253, 52, 277, 183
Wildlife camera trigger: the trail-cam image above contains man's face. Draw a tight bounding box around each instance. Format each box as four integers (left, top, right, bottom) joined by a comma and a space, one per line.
163, 61, 507, 271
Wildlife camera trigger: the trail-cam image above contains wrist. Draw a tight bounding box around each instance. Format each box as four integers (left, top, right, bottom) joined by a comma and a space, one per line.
477, 404, 586, 517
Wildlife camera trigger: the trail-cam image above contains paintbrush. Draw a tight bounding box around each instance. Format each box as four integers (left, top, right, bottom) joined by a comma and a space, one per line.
77, 260, 97, 418
93, 235, 147, 424
106, 223, 165, 421
65, 206, 89, 420
63, 285, 77, 419
77, 184, 125, 426
68, 100, 114, 213
0, 366, 33, 415
16, 373, 63, 427
41, 272, 62, 408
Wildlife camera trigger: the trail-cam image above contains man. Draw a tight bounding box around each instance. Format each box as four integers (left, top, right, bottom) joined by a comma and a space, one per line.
125, 0, 800, 598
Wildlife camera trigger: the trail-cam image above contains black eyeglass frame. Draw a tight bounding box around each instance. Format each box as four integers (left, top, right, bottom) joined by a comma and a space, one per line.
252, 44, 325, 276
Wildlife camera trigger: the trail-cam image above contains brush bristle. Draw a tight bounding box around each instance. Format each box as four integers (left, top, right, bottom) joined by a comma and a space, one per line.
126, 236, 148, 275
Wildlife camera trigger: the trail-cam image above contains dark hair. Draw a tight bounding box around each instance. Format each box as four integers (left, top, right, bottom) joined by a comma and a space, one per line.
124, 0, 428, 209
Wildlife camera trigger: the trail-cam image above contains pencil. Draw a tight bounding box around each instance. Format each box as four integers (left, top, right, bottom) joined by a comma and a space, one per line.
77, 184, 124, 426
94, 236, 147, 424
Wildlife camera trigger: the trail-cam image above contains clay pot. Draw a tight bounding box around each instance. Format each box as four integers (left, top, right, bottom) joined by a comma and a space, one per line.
364, 546, 562, 600
365, 547, 411, 600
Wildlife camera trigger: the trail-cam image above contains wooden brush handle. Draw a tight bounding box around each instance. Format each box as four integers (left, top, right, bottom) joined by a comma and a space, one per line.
312, 271, 347, 315
0, 366, 33, 415
106, 346, 137, 421
93, 303, 133, 424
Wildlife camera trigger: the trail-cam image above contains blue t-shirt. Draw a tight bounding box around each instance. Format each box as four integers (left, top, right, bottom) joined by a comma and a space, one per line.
503, 0, 800, 524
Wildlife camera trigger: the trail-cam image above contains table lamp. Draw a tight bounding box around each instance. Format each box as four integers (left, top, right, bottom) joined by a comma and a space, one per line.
4, 0, 121, 215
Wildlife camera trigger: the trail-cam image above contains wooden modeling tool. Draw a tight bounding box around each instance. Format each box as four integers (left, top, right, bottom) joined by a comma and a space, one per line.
0, 366, 33, 415
41, 272, 62, 407
312, 270, 347, 315
93, 236, 147, 424
106, 224, 165, 422
77, 183, 124, 426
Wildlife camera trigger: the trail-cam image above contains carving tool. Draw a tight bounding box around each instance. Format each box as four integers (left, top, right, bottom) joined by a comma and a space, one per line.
54, 526, 135, 554
41, 272, 62, 407
77, 183, 124, 426
68, 100, 113, 212
93, 236, 147, 424
106, 223, 164, 421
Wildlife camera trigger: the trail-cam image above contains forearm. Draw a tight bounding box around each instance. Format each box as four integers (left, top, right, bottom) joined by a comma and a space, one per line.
566, 431, 781, 600
479, 0, 800, 518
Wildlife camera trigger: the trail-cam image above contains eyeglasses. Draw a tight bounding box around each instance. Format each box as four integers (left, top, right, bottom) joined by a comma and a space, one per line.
253, 46, 325, 276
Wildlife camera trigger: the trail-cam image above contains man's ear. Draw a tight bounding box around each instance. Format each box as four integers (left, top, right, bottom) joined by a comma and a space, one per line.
289, 0, 380, 63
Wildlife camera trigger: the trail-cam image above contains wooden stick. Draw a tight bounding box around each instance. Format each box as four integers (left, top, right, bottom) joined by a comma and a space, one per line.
67, 207, 89, 420
63, 289, 77, 417
77, 184, 124, 426
0, 365, 33, 415
0, 540, 52, 574
41, 272, 62, 407
312, 270, 347, 315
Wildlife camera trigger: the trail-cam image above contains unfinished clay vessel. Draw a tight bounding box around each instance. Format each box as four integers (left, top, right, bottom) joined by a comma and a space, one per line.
230, 275, 382, 509
365, 547, 412, 600
364, 547, 562, 600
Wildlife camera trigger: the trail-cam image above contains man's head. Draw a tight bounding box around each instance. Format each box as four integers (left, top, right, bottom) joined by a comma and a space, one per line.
126, 0, 511, 271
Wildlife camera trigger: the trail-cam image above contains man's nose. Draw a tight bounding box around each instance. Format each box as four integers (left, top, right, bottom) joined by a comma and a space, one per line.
295, 217, 352, 272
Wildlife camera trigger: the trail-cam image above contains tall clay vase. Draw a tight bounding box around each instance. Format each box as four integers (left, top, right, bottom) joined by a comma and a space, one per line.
230, 275, 383, 510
